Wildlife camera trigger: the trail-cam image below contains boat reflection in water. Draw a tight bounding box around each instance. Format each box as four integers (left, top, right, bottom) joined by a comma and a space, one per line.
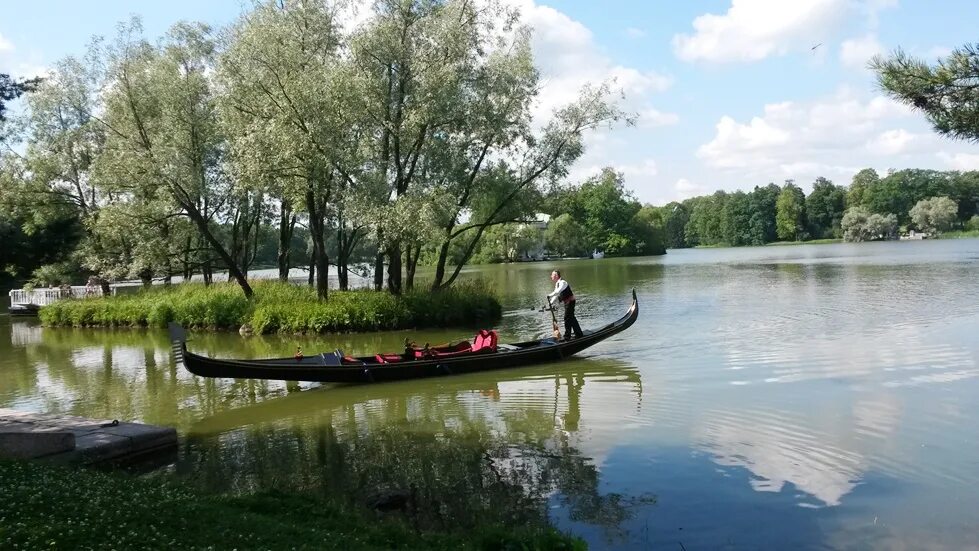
179, 357, 650, 540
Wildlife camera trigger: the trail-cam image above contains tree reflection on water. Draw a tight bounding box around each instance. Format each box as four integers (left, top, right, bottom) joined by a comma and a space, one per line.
177, 360, 652, 538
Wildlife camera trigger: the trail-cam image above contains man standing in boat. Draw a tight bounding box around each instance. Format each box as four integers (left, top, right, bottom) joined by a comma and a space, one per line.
547, 270, 584, 341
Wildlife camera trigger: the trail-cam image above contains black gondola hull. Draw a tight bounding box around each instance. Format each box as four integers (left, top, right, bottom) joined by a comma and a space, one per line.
171, 289, 638, 384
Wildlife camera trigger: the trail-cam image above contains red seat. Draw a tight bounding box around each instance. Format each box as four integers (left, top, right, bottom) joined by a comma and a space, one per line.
471, 330, 498, 353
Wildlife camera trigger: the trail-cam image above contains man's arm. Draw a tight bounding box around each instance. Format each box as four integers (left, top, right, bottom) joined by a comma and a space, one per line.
547, 280, 567, 304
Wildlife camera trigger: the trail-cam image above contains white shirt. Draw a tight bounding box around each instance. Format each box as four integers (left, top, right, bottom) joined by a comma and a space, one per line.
548, 278, 569, 305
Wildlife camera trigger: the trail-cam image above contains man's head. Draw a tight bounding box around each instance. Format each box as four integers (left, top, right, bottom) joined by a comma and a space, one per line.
550, 270, 560, 282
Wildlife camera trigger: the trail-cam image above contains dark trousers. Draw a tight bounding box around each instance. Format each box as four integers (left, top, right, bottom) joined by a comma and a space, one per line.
563, 300, 583, 339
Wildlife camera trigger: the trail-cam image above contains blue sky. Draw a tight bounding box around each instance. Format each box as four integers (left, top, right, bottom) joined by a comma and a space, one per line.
2, 0, 978, 204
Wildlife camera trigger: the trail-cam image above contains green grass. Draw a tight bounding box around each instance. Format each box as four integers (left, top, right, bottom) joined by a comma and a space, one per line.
0, 459, 583, 550
39, 280, 502, 334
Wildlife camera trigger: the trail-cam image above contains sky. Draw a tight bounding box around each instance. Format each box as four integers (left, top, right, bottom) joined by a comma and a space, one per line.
2, 0, 979, 205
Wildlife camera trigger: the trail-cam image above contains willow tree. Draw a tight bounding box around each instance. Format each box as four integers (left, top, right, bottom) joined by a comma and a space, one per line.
96, 20, 253, 296
219, 0, 356, 300
348, 0, 625, 293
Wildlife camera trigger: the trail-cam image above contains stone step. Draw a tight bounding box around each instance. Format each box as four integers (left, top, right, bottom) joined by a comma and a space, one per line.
0, 409, 177, 465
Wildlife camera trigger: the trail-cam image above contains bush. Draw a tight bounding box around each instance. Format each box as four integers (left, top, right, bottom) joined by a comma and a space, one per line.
40, 280, 502, 334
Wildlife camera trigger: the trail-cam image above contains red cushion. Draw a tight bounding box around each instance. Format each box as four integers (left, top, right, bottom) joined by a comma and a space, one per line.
471, 330, 498, 353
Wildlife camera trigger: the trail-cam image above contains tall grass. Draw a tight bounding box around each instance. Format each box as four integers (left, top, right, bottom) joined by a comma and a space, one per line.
40, 280, 502, 334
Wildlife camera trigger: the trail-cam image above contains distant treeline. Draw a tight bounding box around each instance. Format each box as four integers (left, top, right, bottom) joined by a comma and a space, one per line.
649, 168, 979, 248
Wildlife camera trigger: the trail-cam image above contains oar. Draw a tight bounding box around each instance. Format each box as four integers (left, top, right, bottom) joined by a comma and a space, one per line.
538, 298, 561, 340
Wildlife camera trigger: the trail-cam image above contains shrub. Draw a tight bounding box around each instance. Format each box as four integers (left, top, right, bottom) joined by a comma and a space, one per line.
41, 280, 502, 334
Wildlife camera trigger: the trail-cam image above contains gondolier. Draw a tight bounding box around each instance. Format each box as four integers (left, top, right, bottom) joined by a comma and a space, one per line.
547, 270, 584, 341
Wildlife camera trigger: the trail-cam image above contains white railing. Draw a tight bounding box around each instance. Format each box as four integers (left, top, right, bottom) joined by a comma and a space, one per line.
9, 286, 110, 306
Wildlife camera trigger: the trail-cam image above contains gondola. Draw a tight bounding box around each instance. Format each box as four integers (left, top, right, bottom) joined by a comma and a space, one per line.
169, 289, 638, 384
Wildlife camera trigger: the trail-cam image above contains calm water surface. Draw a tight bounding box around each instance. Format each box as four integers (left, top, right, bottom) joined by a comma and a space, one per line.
3, 239, 979, 549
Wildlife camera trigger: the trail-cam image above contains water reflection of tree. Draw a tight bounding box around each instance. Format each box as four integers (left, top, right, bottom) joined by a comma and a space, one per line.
178, 361, 648, 538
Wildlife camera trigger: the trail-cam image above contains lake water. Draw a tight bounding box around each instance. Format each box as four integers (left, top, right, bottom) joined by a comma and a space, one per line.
2, 239, 979, 549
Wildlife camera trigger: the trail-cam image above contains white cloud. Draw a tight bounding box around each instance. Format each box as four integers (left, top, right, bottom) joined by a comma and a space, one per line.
937, 152, 979, 171
638, 108, 679, 128
673, 0, 847, 62
625, 27, 646, 39
866, 128, 915, 155
0, 32, 13, 54
0, 32, 50, 79
506, 1, 672, 120
674, 178, 710, 200
619, 158, 659, 180
697, 87, 932, 186
840, 34, 884, 69
673, 0, 895, 63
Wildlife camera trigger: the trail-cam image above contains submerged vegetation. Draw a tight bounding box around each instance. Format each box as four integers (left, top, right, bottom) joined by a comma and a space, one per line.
39, 280, 502, 333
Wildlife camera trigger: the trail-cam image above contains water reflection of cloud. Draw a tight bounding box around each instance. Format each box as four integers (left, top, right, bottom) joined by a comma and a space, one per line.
695, 408, 865, 507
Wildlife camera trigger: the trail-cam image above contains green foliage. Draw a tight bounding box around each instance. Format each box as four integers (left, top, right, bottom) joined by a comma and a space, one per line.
775, 181, 806, 241
847, 168, 879, 208
910, 196, 958, 234
661, 202, 690, 248
40, 281, 502, 333
541, 167, 665, 257
722, 191, 754, 246
872, 44, 979, 142
805, 177, 846, 239
861, 169, 953, 225
629, 206, 667, 255
967, 215, 979, 231
0, 459, 581, 550
841, 207, 898, 242
544, 213, 591, 257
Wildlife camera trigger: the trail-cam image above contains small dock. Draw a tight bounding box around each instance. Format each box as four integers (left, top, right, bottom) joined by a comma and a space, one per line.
0, 409, 177, 465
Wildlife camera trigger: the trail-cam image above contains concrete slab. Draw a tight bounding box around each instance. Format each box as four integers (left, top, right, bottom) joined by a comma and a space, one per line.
0, 408, 177, 465
0, 431, 75, 459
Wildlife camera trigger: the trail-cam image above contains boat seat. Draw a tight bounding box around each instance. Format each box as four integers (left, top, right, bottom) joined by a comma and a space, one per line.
471, 330, 498, 353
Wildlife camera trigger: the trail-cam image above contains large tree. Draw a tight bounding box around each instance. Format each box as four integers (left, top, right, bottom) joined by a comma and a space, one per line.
805, 177, 846, 239
910, 196, 958, 235
775, 181, 806, 241
219, 0, 351, 299
872, 44, 979, 142
97, 20, 254, 297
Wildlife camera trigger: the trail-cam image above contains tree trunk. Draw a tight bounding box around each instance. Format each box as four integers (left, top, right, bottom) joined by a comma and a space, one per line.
405, 242, 421, 291
183, 235, 193, 280
373, 228, 384, 291
308, 245, 316, 287
140, 269, 153, 288
306, 186, 329, 300
431, 234, 452, 291
277, 201, 295, 282
387, 242, 402, 295
192, 214, 252, 297
337, 228, 349, 291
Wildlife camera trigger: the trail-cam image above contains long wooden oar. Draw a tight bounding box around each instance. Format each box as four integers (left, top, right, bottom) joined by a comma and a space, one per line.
539, 298, 561, 340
